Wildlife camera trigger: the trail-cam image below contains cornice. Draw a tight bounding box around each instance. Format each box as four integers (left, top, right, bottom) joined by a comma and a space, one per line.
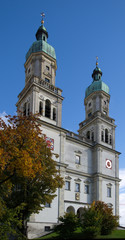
24, 51, 57, 69
65, 167, 120, 182
79, 113, 116, 132
64, 200, 90, 205
93, 143, 121, 155
37, 119, 93, 148
92, 173, 121, 182
16, 80, 64, 105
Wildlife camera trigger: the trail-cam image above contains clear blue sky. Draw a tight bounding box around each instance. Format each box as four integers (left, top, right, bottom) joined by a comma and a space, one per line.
0, 0, 125, 224
1, 0, 125, 168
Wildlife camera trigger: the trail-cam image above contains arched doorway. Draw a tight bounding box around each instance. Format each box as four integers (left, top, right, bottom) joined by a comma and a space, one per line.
77, 207, 84, 219
66, 206, 75, 214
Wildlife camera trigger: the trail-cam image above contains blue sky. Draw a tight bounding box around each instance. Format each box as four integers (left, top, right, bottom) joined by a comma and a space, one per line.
0, 0, 125, 226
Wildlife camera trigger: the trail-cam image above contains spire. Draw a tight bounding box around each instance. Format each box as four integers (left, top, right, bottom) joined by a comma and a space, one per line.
92, 57, 102, 81
35, 13, 48, 41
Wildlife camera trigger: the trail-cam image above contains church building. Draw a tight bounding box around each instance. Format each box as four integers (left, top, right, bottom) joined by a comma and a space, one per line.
16, 18, 120, 238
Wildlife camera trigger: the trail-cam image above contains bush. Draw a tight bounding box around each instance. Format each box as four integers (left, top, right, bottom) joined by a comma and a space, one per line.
80, 205, 101, 239
54, 212, 79, 239
94, 201, 119, 235
81, 201, 119, 238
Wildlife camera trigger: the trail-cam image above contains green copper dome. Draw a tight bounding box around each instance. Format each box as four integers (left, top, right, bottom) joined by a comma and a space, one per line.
85, 66, 109, 98
25, 24, 56, 61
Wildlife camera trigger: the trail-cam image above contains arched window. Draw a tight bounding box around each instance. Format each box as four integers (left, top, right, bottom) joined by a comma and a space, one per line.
101, 131, 104, 141
39, 101, 43, 115
27, 103, 30, 116
86, 131, 90, 139
91, 132, 94, 141
53, 108, 56, 121
105, 129, 108, 143
45, 99, 51, 118
23, 103, 26, 116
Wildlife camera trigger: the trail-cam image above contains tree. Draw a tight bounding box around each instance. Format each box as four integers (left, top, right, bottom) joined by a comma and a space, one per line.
0, 114, 63, 238
93, 201, 119, 235
80, 204, 101, 239
54, 212, 79, 239
81, 201, 119, 238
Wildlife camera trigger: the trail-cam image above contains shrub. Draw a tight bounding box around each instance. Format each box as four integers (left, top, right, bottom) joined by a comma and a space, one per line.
80, 205, 101, 239
94, 201, 119, 235
54, 212, 79, 239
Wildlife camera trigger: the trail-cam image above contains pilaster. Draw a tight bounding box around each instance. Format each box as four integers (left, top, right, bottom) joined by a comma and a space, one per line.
115, 181, 119, 216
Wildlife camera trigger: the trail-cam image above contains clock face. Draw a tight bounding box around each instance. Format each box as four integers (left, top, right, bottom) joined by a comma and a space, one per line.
106, 159, 112, 169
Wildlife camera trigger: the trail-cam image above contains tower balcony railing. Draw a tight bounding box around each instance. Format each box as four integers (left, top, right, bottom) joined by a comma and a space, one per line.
36, 77, 62, 96
79, 111, 115, 129
66, 130, 94, 145
18, 75, 62, 99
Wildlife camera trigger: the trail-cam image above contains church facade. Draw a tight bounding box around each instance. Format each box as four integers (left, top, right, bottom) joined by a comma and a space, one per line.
16, 20, 120, 238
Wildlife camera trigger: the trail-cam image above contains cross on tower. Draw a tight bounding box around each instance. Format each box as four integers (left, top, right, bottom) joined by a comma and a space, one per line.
41, 12, 45, 25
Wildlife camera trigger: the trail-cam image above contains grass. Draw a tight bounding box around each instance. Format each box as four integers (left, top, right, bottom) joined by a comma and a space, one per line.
32, 228, 125, 240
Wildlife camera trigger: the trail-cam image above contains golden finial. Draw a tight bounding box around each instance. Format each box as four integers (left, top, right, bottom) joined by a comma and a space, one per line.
96, 56, 98, 66
41, 12, 45, 25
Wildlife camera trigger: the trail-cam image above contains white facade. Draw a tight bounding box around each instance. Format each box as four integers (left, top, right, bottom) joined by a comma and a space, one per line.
16, 22, 120, 239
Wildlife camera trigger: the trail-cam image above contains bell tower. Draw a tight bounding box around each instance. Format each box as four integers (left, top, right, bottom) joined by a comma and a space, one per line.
78, 58, 116, 150
16, 14, 64, 127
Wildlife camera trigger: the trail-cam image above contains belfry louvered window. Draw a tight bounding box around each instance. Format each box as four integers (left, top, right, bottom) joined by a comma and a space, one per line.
39, 101, 43, 115
45, 99, 51, 118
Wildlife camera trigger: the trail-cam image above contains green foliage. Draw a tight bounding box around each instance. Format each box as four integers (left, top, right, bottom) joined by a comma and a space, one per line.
94, 201, 119, 235
80, 201, 119, 238
0, 114, 63, 238
80, 205, 101, 239
54, 212, 79, 239
0, 203, 25, 240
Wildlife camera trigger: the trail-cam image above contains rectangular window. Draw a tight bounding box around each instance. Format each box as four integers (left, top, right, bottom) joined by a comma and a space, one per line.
45, 202, 51, 208
65, 181, 70, 190
107, 187, 111, 197
85, 185, 89, 194
75, 183, 80, 192
75, 155, 80, 164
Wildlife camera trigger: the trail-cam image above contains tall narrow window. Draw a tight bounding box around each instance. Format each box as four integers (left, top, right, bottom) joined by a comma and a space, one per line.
27, 103, 30, 116
105, 129, 108, 143
39, 101, 43, 115
107, 187, 111, 197
101, 131, 104, 141
75, 155, 80, 164
91, 132, 94, 141
75, 183, 80, 192
110, 135, 112, 145
85, 185, 89, 194
87, 131, 90, 139
53, 108, 56, 121
45, 99, 51, 118
65, 181, 70, 190
23, 103, 26, 116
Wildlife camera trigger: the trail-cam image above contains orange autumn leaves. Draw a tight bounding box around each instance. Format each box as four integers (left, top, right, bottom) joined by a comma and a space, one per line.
0, 114, 62, 183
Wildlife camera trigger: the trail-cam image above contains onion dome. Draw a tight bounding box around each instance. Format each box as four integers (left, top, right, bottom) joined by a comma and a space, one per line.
25, 19, 56, 61
85, 60, 109, 98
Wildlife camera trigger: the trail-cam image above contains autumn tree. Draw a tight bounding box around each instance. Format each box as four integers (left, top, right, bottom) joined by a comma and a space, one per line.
81, 201, 119, 238
93, 201, 119, 235
0, 114, 63, 238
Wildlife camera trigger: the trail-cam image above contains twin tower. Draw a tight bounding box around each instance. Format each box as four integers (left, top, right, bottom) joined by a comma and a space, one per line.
16, 19, 120, 238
